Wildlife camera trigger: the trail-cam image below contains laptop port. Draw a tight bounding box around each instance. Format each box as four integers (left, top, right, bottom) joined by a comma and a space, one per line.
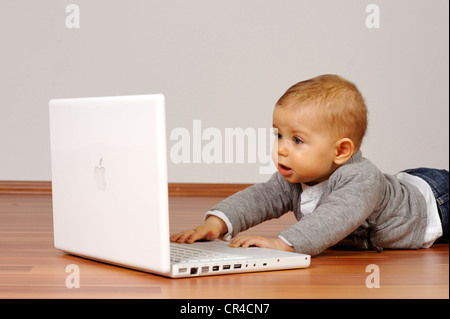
212, 266, 220, 272
178, 268, 187, 274
234, 264, 242, 269
201, 266, 209, 273
190, 267, 198, 275
223, 265, 231, 270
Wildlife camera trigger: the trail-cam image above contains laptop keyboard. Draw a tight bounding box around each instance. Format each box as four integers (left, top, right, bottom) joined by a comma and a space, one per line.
170, 243, 247, 263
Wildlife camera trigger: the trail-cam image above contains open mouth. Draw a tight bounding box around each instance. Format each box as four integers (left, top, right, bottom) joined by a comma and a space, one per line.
277, 163, 293, 176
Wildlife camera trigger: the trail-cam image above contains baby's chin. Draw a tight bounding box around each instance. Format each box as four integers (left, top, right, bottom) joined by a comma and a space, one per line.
280, 173, 302, 184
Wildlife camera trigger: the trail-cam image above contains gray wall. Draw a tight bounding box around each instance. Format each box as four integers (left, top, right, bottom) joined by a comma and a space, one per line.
1, 0, 448, 183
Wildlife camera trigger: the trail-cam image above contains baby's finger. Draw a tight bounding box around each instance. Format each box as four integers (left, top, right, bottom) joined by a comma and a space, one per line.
187, 228, 211, 243
169, 232, 183, 242
172, 230, 195, 243
230, 236, 269, 248
229, 236, 251, 248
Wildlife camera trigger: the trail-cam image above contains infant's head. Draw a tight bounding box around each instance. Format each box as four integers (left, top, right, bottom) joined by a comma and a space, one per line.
275, 74, 367, 151
272, 75, 368, 185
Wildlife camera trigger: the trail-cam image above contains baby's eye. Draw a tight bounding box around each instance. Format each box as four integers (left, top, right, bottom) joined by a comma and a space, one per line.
273, 130, 282, 140
293, 136, 303, 144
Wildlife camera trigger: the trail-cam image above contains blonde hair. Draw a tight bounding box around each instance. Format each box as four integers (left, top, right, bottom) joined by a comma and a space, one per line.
276, 74, 368, 150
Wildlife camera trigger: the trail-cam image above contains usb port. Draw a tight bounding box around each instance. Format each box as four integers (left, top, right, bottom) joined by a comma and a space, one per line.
178, 268, 187, 273
212, 266, 220, 271
223, 265, 231, 270
234, 264, 242, 269
201, 266, 209, 273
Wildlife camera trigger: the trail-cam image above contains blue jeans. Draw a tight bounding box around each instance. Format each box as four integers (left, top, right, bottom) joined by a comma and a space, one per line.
402, 168, 449, 244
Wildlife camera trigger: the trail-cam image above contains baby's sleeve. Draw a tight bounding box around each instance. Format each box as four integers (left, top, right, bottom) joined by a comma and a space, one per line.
210, 172, 294, 237
279, 168, 383, 256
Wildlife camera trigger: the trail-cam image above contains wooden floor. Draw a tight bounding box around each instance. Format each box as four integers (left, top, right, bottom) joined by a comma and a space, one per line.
0, 193, 448, 299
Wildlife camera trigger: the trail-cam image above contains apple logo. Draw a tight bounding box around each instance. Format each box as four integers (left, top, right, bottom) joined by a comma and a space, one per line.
93, 158, 107, 191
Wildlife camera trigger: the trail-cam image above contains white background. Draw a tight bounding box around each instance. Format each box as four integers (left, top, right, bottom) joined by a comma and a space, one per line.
0, 0, 448, 183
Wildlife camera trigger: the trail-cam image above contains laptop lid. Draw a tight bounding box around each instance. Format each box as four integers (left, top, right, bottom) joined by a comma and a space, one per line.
49, 94, 171, 275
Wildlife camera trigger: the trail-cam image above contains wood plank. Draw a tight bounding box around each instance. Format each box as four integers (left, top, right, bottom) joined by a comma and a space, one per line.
168, 183, 252, 197
0, 181, 252, 197
0, 181, 52, 195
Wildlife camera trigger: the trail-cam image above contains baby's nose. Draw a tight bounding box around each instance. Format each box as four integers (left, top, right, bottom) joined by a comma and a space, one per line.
277, 140, 289, 156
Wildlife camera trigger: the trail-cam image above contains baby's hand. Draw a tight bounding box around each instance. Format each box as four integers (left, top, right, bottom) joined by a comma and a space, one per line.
229, 235, 296, 252
170, 216, 227, 244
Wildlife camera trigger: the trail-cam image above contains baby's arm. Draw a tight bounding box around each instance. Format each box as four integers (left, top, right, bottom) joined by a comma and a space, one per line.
171, 173, 294, 246
170, 216, 228, 244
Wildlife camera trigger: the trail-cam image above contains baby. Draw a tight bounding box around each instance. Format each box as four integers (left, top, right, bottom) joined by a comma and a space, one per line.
170, 74, 449, 256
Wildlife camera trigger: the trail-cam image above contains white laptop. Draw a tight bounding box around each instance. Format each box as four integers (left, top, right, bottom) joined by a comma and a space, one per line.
49, 94, 310, 278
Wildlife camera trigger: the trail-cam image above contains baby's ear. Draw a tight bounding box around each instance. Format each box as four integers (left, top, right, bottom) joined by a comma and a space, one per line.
334, 138, 354, 165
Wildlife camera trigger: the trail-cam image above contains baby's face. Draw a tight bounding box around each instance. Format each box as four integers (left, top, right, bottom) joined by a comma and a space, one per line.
272, 105, 339, 185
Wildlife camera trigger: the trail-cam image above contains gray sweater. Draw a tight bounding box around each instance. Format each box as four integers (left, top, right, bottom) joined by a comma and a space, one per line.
212, 151, 427, 256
